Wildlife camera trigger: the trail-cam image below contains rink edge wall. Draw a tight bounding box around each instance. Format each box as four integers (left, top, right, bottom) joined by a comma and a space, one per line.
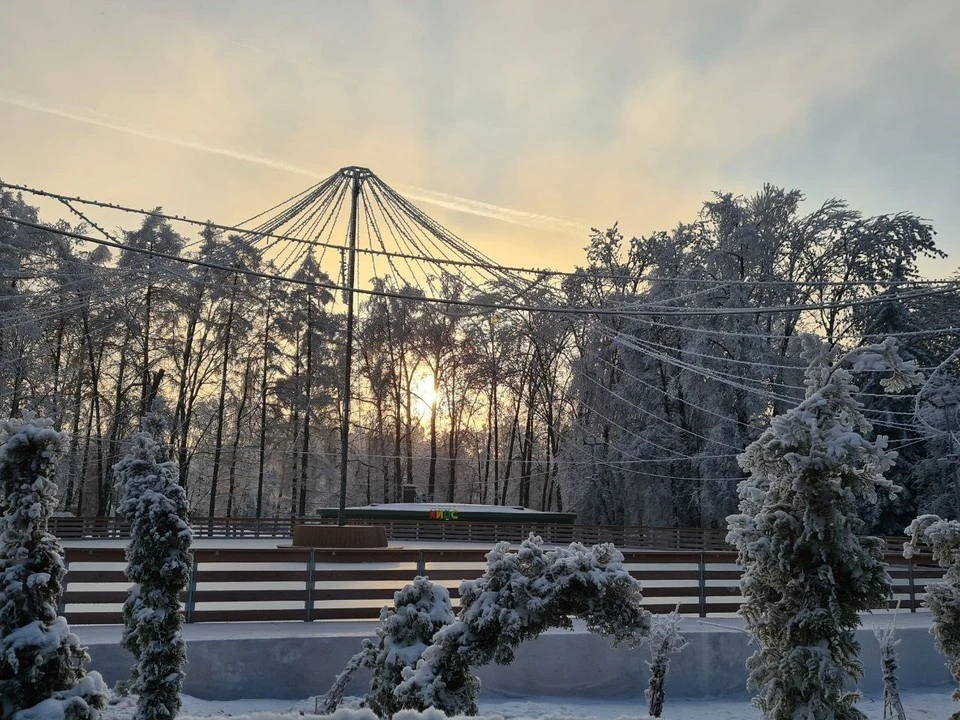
79, 618, 952, 701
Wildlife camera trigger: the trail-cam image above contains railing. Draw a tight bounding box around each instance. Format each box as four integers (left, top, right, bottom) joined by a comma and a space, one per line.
51, 516, 735, 550
61, 546, 942, 626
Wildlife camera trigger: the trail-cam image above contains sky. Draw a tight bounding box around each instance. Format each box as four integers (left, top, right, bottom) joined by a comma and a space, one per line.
0, 0, 958, 277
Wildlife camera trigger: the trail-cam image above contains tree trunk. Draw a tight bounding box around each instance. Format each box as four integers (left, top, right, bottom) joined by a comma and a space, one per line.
103, 346, 130, 516
298, 301, 313, 517
140, 280, 153, 417
446, 428, 457, 503
255, 282, 272, 518
428, 371, 438, 501
227, 358, 253, 518
62, 369, 85, 511
80, 307, 107, 516
208, 274, 238, 517
76, 394, 95, 516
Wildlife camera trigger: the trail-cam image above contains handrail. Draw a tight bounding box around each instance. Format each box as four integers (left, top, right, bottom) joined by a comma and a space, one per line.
50, 516, 733, 549
50, 516, 910, 554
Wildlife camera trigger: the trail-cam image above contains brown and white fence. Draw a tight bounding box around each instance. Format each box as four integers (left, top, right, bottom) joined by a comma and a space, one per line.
61, 546, 943, 626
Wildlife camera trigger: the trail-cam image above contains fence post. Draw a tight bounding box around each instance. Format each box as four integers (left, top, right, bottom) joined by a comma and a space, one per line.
698, 552, 707, 618
907, 556, 917, 613
417, 549, 426, 577
305, 550, 316, 622
184, 554, 199, 624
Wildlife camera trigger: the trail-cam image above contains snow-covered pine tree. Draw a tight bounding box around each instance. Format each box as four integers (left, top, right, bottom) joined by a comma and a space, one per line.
317, 576, 455, 718
0, 413, 107, 719
646, 605, 687, 718
727, 335, 921, 720
904, 514, 960, 717
114, 408, 193, 720
396, 535, 650, 716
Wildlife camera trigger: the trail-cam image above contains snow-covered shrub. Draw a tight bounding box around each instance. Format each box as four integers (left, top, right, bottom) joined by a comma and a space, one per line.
318, 576, 455, 717
0, 413, 107, 719
646, 606, 687, 718
114, 409, 193, 720
727, 336, 921, 720
396, 535, 650, 716
905, 514, 960, 716
873, 614, 907, 720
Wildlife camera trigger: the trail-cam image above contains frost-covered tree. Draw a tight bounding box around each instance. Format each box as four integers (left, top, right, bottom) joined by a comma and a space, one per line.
396, 535, 650, 716
114, 409, 193, 720
318, 576, 455, 718
727, 335, 921, 720
0, 413, 107, 719
873, 614, 907, 720
904, 514, 960, 717
646, 606, 687, 718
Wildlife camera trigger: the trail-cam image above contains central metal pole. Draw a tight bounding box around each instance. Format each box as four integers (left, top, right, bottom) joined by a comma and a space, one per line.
338, 170, 362, 526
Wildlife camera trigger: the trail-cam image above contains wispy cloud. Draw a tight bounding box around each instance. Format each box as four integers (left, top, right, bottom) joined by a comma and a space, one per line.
0, 88, 589, 237
0, 89, 320, 178
394, 185, 589, 237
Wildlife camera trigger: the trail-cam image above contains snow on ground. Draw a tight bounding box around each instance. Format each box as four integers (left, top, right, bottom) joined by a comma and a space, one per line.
99, 689, 955, 720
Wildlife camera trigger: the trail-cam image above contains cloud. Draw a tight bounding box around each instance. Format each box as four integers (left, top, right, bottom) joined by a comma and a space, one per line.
0, 88, 320, 178
0, 88, 589, 238
0, 0, 956, 272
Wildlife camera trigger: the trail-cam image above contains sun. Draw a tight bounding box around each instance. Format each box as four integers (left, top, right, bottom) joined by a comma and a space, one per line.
412, 372, 437, 417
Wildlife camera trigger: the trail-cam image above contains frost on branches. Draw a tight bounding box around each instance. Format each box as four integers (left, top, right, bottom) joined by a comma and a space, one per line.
646, 606, 687, 719
0, 413, 107, 719
114, 409, 193, 720
904, 514, 960, 717
873, 614, 907, 720
318, 576, 455, 718
726, 335, 921, 720
395, 535, 651, 716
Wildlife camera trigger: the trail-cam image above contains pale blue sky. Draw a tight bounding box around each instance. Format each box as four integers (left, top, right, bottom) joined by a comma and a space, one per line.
0, 0, 957, 275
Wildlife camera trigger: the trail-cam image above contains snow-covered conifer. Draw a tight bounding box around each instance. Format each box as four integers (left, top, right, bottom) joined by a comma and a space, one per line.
396, 535, 650, 716
727, 335, 922, 720
873, 613, 907, 720
318, 576, 455, 718
646, 606, 687, 718
905, 514, 960, 717
114, 408, 193, 720
0, 413, 107, 719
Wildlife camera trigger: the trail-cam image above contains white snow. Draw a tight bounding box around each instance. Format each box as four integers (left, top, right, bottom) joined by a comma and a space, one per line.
94, 688, 958, 720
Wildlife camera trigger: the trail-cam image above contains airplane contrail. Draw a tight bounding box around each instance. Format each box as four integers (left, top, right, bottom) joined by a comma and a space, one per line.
394, 185, 590, 236
0, 89, 590, 237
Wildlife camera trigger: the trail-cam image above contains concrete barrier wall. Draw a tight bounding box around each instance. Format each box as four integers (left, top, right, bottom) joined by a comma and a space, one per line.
78, 615, 951, 702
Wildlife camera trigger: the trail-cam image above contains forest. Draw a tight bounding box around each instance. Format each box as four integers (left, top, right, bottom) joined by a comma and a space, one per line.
0, 183, 958, 533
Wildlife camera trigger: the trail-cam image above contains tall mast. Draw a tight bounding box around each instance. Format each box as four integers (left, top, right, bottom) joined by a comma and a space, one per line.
337, 167, 364, 526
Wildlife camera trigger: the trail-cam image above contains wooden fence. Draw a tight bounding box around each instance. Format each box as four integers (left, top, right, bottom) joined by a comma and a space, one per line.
51, 516, 735, 551
61, 546, 943, 626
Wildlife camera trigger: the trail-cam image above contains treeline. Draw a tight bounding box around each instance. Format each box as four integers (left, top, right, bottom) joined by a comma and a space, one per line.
0, 189, 578, 518
0, 185, 957, 531
562, 187, 960, 532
